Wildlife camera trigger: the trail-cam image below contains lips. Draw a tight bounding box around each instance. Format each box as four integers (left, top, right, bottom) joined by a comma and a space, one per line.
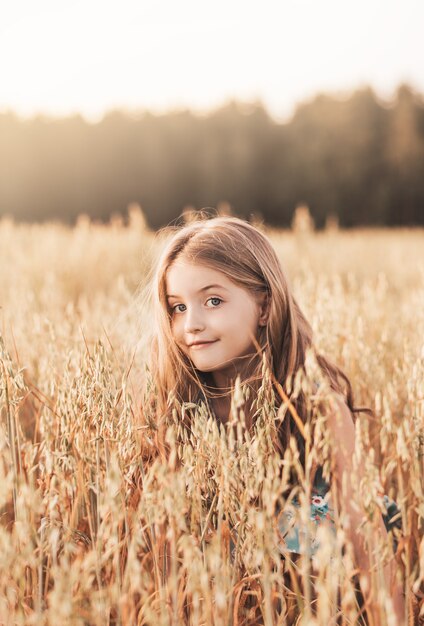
189, 340, 218, 348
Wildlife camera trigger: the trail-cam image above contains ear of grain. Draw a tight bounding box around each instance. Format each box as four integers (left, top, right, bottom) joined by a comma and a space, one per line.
0, 219, 422, 624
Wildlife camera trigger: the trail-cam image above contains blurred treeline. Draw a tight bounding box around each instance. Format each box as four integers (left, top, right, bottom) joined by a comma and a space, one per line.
1, 84, 423, 229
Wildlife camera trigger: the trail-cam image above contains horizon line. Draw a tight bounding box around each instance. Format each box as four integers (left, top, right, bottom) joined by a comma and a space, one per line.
0, 80, 422, 127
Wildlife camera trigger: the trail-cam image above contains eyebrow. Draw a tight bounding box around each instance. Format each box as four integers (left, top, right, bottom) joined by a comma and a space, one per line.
166, 284, 229, 299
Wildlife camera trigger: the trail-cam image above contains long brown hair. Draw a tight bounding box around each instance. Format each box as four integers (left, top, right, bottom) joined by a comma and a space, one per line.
140, 214, 371, 467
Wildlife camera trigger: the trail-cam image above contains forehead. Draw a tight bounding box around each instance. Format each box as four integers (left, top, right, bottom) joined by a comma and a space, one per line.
165, 262, 236, 296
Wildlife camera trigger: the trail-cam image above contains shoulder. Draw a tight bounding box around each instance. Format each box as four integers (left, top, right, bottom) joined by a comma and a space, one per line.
326, 392, 355, 432
324, 393, 357, 483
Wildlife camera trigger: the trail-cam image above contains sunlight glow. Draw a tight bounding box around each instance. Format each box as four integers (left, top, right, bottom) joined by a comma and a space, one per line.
0, 0, 422, 122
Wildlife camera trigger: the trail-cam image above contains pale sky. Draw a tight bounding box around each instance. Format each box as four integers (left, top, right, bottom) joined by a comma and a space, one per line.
0, 0, 423, 123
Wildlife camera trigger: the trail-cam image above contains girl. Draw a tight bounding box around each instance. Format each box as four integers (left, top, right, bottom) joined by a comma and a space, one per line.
142, 214, 405, 624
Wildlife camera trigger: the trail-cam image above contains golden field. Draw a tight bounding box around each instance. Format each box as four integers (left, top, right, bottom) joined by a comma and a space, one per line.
0, 215, 423, 625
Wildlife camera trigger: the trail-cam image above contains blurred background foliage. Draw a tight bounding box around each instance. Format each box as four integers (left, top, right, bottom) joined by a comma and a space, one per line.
1, 83, 423, 229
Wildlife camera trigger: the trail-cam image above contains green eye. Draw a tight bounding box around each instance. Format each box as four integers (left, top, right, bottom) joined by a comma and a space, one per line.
207, 297, 222, 307
171, 297, 222, 314
172, 304, 186, 314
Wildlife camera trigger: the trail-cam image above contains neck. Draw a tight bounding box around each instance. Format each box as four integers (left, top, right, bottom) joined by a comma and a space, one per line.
199, 375, 258, 430
197, 357, 260, 426
210, 354, 255, 391
211, 371, 237, 391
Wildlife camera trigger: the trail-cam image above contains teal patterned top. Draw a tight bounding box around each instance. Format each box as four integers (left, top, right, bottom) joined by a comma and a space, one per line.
276, 466, 402, 556
194, 387, 402, 556
276, 467, 336, 556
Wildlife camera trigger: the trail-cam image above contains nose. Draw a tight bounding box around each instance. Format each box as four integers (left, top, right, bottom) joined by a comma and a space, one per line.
184, 306, 206, 334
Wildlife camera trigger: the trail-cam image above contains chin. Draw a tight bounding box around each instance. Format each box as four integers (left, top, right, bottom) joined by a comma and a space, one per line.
193, 363, 218, 373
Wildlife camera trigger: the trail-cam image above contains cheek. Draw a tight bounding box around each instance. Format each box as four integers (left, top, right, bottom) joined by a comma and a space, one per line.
169, 319, 178, 338
170, 318, 184, 344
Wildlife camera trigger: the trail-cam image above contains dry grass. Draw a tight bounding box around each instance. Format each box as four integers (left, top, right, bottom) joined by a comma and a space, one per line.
0, 216, 423, 625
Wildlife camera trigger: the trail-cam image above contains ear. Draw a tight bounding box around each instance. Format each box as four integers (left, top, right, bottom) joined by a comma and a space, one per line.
257, 291, 270, 327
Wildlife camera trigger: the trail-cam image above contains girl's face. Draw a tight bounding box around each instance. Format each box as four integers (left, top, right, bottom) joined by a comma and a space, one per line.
165, 261, 268, 387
